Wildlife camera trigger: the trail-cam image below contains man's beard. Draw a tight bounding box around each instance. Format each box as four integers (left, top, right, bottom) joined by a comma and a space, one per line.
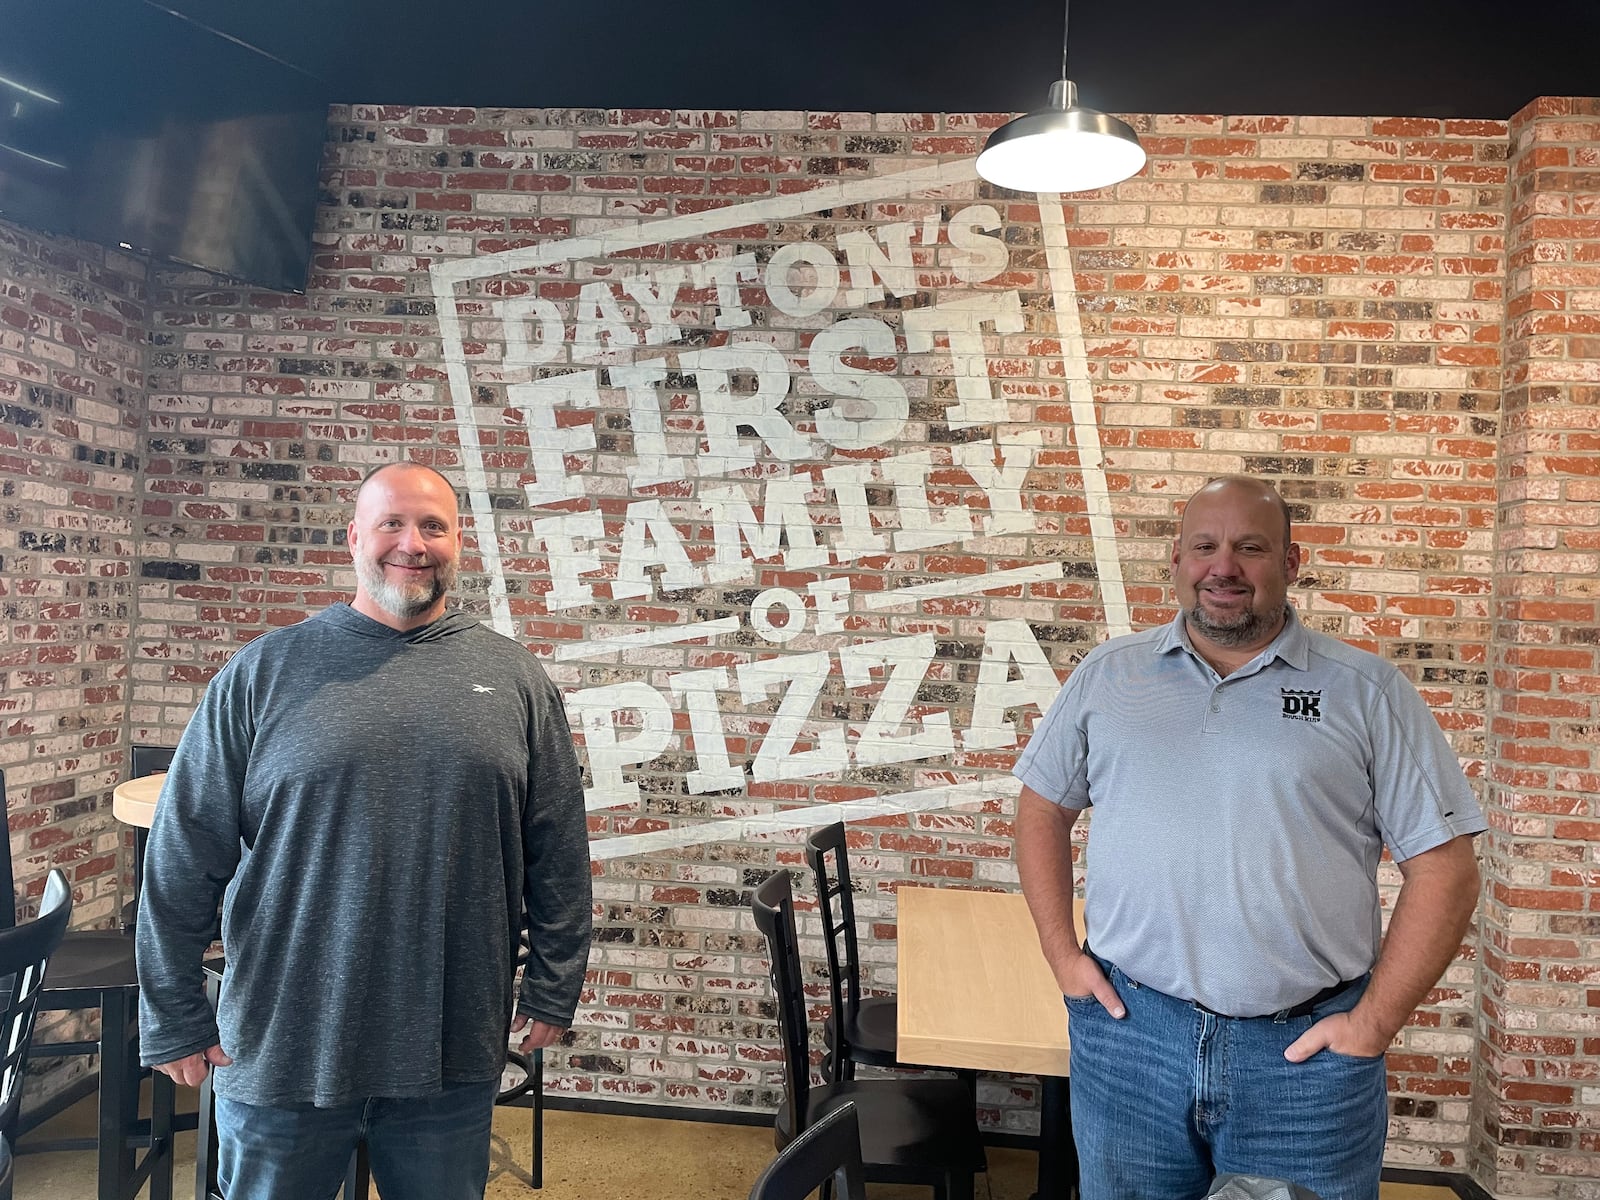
1185, 597, 1287, 647
355, 553, 458, 620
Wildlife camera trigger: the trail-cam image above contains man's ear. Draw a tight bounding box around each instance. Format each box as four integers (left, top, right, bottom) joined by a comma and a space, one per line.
1286, 541, 1302, 581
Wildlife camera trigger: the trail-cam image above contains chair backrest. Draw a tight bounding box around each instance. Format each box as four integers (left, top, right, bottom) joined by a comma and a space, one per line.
804, 822, 861, 1043
0, 770, 12, 931
130, 744, 176, 780
751, 870, 813, 1137
747, 1100, 866, 1200
0, 869, 73, 1140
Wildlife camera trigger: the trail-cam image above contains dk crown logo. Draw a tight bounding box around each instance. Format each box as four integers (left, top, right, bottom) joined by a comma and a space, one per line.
1280, 689, 1323, 723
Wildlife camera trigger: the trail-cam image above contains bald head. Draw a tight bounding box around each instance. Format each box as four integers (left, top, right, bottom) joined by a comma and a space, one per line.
1180, 476, 1292, 546
356, 461, 460, 510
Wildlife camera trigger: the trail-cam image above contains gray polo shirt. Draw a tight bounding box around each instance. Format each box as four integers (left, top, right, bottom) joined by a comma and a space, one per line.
1014, 608, 1484, 1017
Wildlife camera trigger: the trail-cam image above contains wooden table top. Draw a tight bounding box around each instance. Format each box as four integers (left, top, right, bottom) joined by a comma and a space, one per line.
112, 772, 165, 830
896, 885, 1080, 1078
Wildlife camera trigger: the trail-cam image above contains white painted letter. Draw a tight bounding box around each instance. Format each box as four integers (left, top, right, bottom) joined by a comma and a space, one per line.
669, 668, 743, 794
572, 281, 640, 361
750, 588, 806, 644
954, 432, 1041, 534
510, 372, 599, 506
738, 652, 847, 783
902, 289, 1024, 429
963, 619, 1062, 750
702, 477, 826, 581
679, 342, 810, 475
569, 682, 674, 809
948, 204, 1009, 284
621, 267, 690, 345
811, 317, 908, 450
693, 252, 760, 330
614, 498, 699, 600
533, 510, 605, 611
838, 634, 954, 765
838, 222, 917, 305
764, 242, 841, 317
807, 577, 852, 634
880, 449, 977, 551
820, 462, 889, 562
609, 359, 687, 487
500, 297, 565, 367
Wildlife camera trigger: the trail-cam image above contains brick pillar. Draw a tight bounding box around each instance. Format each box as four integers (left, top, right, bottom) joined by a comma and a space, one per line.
1476, 96, 1600, 1198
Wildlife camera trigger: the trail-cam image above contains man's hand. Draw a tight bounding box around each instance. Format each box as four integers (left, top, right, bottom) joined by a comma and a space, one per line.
1284, 1009, 1390, 1062
154, 1044, 232, 1087
1016, 788, 1124, 1018
1058, 949, 1126, 1019
1285, 835, 1480, 1065
512, 1014, 565, 1052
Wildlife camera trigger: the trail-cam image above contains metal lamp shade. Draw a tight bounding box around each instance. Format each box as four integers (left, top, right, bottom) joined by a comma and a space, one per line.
975, 79, 1146, 194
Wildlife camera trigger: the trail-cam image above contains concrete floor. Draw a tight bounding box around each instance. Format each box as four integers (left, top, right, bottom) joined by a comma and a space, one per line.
11, 1090, 1459, 1200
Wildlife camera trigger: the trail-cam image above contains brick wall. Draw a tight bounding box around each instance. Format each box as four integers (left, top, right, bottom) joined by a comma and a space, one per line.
0, 217, 149, 1098
0, 220, 146, 918
3, 99, 1597, 1194
1476, 97, 1600, 1198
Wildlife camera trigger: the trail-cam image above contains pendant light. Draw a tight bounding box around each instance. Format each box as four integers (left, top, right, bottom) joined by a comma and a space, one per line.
975, 0, 1146, 194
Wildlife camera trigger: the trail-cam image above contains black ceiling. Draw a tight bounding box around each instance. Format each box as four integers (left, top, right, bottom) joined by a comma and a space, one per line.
8, 0, 1600, 125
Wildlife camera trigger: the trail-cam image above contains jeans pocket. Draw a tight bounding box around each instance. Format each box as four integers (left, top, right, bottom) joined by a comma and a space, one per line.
1320, 1047, 1387, 1064
1062, 991, 1099, 1008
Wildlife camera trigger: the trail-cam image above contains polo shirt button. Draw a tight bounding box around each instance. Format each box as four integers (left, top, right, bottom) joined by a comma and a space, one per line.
1210, 702, 1220, 712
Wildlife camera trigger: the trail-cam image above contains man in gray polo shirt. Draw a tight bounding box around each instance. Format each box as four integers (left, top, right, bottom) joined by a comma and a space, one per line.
1015, 475, 1483, 1200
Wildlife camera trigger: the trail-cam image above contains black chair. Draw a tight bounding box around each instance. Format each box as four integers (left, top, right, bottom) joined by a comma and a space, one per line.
752, 871, 984, 1200
2, 765, 177, 1200
0, 869, 74, 1200
748, 1101, 866, 1200
805, 822, 903, 1080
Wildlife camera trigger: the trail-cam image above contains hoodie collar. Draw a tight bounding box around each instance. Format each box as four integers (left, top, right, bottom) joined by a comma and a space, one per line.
317, 603, 479, 643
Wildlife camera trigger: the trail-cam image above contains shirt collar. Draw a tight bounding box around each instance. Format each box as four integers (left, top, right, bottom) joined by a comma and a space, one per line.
1155, 605, 1310, 672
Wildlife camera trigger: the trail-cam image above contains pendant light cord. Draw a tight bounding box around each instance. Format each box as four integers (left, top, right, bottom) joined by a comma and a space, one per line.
1060, 0, 1070, 80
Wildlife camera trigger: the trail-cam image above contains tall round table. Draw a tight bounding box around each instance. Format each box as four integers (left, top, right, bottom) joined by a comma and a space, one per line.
111, 771, 164, 831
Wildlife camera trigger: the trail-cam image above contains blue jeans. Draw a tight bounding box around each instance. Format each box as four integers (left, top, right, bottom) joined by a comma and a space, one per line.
215, 1081, 499, 1200
1066, 955, 1388, 1200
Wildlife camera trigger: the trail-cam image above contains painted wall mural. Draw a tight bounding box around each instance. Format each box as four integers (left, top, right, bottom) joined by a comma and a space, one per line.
434, 159, 1116, 858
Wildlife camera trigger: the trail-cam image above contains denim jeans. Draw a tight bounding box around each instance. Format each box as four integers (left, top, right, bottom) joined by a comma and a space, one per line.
1066, 955, 1388, 1200
215, 1081, 499, 1200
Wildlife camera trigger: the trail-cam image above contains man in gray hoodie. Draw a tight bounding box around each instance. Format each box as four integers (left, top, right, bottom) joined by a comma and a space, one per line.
137, 462, 593, 1200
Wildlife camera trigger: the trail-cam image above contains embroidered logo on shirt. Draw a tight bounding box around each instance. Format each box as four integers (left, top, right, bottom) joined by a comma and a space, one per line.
1280, 689, 1322, 722
473, 684, 496, 694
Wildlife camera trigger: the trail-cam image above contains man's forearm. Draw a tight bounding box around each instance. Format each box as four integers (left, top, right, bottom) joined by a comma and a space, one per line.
1016, 786, 1086, 981
1350, 834, 1480, 1045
